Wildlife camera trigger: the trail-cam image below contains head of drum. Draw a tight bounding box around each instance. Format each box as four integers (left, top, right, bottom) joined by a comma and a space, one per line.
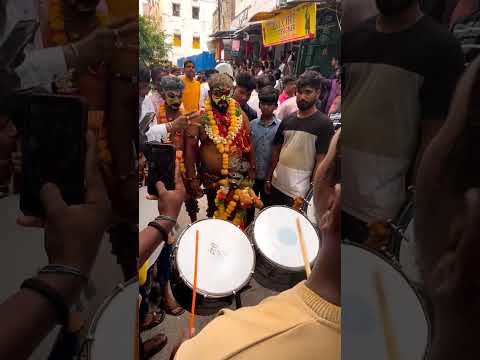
175, 219, 255, 297
341, 243, 429, 359
252, 206, 320, 271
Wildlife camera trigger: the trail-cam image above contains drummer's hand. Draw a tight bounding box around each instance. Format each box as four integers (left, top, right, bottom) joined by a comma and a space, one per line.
17, 132, 111, 275
264, 181, 272, 195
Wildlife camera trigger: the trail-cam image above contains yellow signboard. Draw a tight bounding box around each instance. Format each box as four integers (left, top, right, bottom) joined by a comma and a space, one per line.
262, 3, 317, 47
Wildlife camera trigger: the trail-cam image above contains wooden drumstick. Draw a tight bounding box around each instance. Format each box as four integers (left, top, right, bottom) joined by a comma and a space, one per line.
374, 270, 399, 360
295, 217, 312, 277
189, 230, 200, 337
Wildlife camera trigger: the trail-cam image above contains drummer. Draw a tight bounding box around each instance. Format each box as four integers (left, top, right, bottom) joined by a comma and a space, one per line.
264, 71, 334, 208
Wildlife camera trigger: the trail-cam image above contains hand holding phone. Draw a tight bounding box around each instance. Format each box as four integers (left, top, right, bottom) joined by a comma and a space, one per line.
145, 142, 176, 196
19, 94, 87, 216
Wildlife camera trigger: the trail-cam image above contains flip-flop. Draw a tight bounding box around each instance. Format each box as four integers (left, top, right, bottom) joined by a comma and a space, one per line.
140, 310, 165, 332
143, 333, 168, 359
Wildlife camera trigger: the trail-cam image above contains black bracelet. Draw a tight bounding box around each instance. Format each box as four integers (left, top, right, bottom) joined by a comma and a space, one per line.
21, 278, 69, 327
148, 221, 169, 241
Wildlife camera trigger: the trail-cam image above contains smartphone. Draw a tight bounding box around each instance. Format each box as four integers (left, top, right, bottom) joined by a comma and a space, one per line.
145, 142, 176, 195
19, 94, 87, 216
0, 20, 40, 69
139, 112, 156, 148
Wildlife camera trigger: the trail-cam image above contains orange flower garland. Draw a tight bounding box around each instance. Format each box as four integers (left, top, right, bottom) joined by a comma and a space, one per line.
203, 98, 262, 228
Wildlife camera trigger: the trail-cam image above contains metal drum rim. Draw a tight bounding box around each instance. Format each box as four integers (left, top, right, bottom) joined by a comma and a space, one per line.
341, 240, 432, 359
86, 277, 137, 358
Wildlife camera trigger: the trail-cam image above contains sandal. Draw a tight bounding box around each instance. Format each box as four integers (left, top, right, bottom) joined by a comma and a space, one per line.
143, 333, 167, 359
140, 310, 165, 332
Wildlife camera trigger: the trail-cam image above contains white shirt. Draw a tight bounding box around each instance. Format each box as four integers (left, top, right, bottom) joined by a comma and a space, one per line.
1, 0, 67, 91
247, 90, 261, 118
199, 82, 209, 108
140, 96, 155, 123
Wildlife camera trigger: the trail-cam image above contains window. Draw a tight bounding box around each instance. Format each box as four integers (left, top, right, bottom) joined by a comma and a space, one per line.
172, 3, 180, 16
192, 36, 200, 49
192, 7, 199, 19
174, 33, 182, 47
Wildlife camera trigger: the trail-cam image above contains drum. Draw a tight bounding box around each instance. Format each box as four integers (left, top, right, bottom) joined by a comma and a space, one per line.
302, 187, 318, 226
171, 219, 255, 315
247, 206, 320, 292
86, 278, 138, 360
342, 242, 430, 359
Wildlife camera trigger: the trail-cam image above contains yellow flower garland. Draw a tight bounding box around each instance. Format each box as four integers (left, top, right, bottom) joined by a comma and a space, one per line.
203, 98, 242, 176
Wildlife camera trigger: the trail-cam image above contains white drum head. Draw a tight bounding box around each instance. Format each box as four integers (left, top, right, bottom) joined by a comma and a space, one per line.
176, 219, 255, 297
306, 198, 318, 225
88, 280, 138, 359
342, 243, 429, 359
254, 206, 319, 270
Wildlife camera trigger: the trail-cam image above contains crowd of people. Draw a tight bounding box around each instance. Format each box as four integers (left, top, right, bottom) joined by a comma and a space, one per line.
138, 55, 342, 358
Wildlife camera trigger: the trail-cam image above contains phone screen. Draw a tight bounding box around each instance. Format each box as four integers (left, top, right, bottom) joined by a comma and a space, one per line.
0, 20, 39, 69
146, 142, 176, 195
20, 94, 87, 216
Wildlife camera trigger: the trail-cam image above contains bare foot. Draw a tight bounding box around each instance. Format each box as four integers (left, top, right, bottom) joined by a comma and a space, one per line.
162, 281, 185, 316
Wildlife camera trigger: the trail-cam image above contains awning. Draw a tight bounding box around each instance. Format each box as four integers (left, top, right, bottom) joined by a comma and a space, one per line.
209, 30, 236, 39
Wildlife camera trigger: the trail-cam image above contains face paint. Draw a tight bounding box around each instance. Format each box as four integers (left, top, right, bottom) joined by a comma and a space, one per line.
211, 87, 232, 106
164, 91, 183, 110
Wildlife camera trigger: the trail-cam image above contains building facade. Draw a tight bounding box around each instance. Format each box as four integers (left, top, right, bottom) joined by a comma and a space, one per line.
142, 0, 217, 63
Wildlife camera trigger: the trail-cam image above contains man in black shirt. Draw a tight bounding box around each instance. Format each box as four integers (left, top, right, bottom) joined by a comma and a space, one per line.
342, 0, 465, 244
233, 72, 258, 121
265, 71, 334, 207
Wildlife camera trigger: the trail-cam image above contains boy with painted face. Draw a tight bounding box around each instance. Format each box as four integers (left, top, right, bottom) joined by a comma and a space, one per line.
184, 73, 257, 225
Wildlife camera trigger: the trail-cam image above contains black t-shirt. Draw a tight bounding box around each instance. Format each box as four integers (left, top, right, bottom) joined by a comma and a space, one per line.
271, 110, 334, 198
341, 15, 465, 222
273, 110, 334, 155
343, 15, 465, 121
242, 103, 258, 121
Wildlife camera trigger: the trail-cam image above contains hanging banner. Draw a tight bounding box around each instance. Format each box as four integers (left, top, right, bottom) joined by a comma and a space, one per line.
262, 3, 316, 47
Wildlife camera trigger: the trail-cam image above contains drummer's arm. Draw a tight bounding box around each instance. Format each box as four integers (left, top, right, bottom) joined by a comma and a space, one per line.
0, 274, 83, 360
139, 224, 170, 269
265, 145, 281, 183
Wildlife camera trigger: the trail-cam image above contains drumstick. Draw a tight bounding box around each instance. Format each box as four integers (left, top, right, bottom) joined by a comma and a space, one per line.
189, 229, 200, 337
295, 217, 312, 277
374, 270, 399, 360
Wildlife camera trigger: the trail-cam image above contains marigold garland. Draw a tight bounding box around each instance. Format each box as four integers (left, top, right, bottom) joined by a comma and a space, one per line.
203, 98, 262, 228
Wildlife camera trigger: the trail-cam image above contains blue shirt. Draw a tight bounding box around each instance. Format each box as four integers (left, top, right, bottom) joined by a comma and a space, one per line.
250, 116, 281, 180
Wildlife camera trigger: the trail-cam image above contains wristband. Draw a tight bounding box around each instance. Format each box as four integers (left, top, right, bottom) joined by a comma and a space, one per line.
148, 221, 169, 240
39, 265, 89, 282
21, 278, 69, 327
156, 215, 177, 224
